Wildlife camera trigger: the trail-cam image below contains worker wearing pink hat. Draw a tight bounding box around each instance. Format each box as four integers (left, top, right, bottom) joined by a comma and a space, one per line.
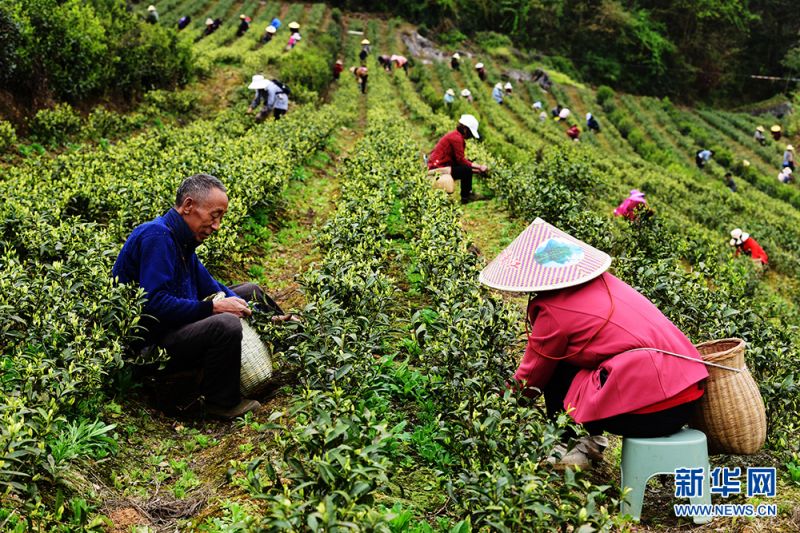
480, 219, 708, 467
613, 189, 648, 221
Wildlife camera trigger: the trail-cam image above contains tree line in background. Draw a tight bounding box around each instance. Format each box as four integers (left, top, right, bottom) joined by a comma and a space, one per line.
333, 0, 800, 103
0, 0, 193, 115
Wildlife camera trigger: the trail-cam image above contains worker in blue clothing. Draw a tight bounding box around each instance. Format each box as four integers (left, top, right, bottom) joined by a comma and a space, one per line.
112, 174, 293, 419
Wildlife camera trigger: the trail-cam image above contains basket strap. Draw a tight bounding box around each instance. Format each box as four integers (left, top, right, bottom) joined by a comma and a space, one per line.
617, 347, 742, 373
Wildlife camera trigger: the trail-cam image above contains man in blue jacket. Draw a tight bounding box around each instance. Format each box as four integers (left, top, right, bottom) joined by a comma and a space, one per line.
113, 174, 267, 419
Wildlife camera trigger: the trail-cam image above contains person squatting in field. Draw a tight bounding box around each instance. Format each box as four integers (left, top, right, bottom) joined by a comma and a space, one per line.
479, 219, 708, 468
246, 74, 289, 121
730, 228, 768, 266
112, 174, 295, 419
427, 114, 489, 205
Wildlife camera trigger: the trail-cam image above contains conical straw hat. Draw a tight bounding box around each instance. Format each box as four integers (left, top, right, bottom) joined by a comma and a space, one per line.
479, 218, 611, 292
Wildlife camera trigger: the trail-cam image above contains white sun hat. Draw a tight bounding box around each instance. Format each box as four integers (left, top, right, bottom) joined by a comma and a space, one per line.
475, 62, 484, 69
458, 114, 480, 139
147, 5, 156, 11
445, 88, 455, 96
729, 228, 750, 246
479, 218, 612, 292
248, 74, 269, 90
532, 101, 542, 109
452, 52, 460, 59
559, 108, 571, 119
504, 81, 513, 90
460, 88, 471, 97
361, 38, 370, 45
266, 25, 276, 33
787, 145, 794, 151
494, 82, 503, 89
205, 18, 214, 25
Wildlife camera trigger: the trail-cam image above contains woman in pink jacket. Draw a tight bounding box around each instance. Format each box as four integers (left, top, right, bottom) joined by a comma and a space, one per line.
613, 189, 647, 221
480, 218, 708, 465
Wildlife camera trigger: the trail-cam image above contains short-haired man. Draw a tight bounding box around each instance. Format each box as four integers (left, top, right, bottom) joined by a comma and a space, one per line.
113, 174, 276, 418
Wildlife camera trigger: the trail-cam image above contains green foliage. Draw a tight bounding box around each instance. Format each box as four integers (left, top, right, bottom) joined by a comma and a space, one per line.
596, 85, 615, 106
438, 28, 467, 48
85, 107, 132, 141
2, 0, 194, 106
29, 103, 82, 146
142, 89, 201, 116
475, 31, 513, 51
0, 120, 17, 152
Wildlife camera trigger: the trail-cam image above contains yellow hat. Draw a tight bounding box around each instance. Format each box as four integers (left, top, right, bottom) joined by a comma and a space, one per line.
288, 21, 300, 30
361, 39, 370, 45
788, 145, 795, 151
771, 125, 781, 132
756, 126, 765, 132
147, 5, 156, 11
742, 159, 750, 167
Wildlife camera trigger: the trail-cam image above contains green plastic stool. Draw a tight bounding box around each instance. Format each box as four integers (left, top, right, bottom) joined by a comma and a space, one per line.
620, 428, 712, 524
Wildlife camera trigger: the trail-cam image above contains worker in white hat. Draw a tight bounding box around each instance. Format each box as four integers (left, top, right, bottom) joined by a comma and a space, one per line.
586, 112, 600, 133
332, 58, 344, 80
146, 5, 159, 24
427, 114, 488, 204
236, 14, 251, 37
504, 81, 513, 93
460, 88, 473, 103
783, 144, 795, 171
200, 17, 221, 39
444, 88, 455, 106
479, 218, 708, 468
390, 54, 409, 74
475, 62, 486, 81
246, 74, 290, 121
262, 24, 277, 43
286, 22, 302, 50
729, 228, 768, 265
451, 52, 460, 70
492, 82, 504, 105
778, 166, 793, 184
753, 125, 766, 146
359, 39, 371, 61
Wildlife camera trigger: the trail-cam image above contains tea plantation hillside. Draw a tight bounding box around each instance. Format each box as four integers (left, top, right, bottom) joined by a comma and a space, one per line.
1, 2, 800, 531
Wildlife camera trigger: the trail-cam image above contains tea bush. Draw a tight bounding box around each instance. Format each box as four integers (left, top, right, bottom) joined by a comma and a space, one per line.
0, 120, 17, 152
2, 0, 194, 104
29, 103, 82, 146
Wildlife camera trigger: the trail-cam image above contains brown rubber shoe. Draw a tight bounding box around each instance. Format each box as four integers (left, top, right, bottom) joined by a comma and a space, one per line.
206, 399, 261, 420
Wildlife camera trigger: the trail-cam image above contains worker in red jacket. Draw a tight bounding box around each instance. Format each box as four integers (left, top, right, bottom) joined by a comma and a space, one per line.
730, 228, 768, 265
332, 59, 343, 80
480, 219, 708, 468
427, 114, 488, 204
566, 124, 581, 141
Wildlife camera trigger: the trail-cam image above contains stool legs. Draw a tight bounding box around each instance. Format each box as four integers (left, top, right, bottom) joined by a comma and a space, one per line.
620, 429, 713, 524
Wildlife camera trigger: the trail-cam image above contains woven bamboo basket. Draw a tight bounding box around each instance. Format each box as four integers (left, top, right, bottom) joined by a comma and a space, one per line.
689, 338, 766, 455
239, 318, 273, 397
